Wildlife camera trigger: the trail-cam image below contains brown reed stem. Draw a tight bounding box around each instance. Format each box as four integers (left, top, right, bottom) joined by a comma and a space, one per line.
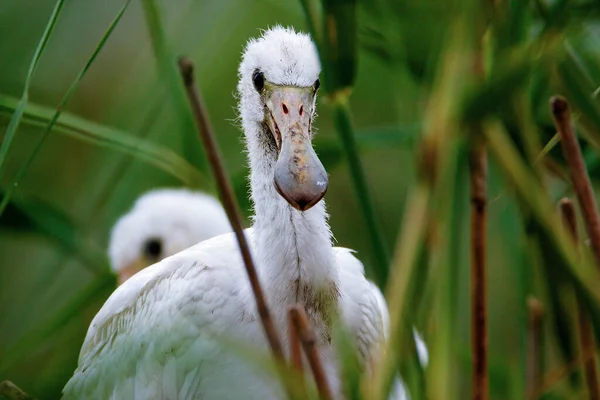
177, 56, 286, 370
0, 381, 33, 400
470, 138, 488, 400
526, 297, 544, 400
579, 309, 600, 400
559, 198, 600, 400
289, 305, 334, 400
288, 307, 304, 376
470, 22, 489, 400
551, 96, 600, 267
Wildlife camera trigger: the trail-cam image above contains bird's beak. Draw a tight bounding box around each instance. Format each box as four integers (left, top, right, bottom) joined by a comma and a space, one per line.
265, 86, 328, 211
117, 257, 148, 285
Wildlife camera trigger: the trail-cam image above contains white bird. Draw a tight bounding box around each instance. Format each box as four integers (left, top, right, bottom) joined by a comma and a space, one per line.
108, 188, 231, 284
63, 26, 422, 400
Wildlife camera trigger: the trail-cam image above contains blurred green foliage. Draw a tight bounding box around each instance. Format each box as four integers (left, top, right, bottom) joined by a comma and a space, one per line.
1, 0, 600, 399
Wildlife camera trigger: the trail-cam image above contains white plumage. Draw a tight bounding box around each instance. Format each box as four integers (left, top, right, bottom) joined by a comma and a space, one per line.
108, 188, 231, 284
63, 26, 424, 400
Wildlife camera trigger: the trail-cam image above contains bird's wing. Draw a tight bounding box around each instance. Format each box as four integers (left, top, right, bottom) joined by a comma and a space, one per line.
334, 247, 428, 400
369, 278, 429, 368
334, 247, 387, 365
63, 229, 256, 399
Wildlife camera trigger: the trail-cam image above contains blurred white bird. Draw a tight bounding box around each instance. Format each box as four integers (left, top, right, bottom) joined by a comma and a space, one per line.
63, 26, 426, 400
108, 188, 231, 284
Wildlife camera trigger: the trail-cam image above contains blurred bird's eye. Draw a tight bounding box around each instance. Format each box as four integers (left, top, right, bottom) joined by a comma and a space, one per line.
314, 78, 320, 91
252, 70, 265, 92
144, 238, 162, 260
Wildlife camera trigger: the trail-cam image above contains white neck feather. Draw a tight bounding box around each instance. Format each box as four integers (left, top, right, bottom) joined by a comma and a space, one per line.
236, 26, 338, 343
245, 121, 338, 321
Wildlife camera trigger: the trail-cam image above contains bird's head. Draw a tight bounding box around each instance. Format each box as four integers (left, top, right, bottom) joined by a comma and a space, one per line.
108, 189, 230, 285
238, 26, 327, 212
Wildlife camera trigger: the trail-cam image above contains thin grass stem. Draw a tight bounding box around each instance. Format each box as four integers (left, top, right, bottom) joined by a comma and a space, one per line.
526, 297, 544, 400
551, 96, 600, 267
142, 0, 207, 172
370, 183, 430, 400
0, 0, 65, 181
533, 346, 599, 397
0, 94, 207, 188
330, 97, 390, 286
298, 0, 323, 45
289, 305, 334, 400
288, 307, 304, 377
470, 22, 489, 399
559, 198, 600, 400
0, 0, 133, 217
470, 139, 488, 400
298, 0, 389, 285
177, 57, 295, 396
552, 96, 600, 400
484, 120, 600, 307
0, 380, 33, 400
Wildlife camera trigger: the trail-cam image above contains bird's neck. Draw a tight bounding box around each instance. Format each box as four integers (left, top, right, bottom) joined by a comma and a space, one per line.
246, 122, 339, 340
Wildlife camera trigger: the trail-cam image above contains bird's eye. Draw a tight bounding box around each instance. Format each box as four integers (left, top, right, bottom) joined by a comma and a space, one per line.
143, 238, 162, 260
252, 70, 265, 92
314, 78, 320, 91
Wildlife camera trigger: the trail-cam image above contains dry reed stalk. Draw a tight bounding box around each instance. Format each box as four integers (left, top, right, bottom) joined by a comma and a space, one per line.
526, 297, 544, 399
551, 96, 600, 266
0, 381, 33, 400
289, 305, 334, 400
559, 198, 600, 400
470, 24, 489, 400
288, 307, 304, 376
578, 311, 600, 400
470, 138, 488, 400
177, 56, 286, 369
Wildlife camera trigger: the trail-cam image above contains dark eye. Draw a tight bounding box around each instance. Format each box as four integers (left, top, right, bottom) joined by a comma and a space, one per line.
314, 78, 320, 91
143, 238, 162, 260
252, 70, 265, 92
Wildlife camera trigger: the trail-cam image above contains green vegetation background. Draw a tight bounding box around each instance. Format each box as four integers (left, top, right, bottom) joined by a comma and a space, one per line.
0, 0, 599, 399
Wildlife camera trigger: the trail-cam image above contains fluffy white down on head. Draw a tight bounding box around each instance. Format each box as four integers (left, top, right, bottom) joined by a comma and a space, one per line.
108, 188, 231, 272
237, 25, 325, 229
237, 26, 321, 125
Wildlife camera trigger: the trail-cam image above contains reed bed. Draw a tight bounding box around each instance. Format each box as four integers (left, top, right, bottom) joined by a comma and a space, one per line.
1, 0, 600, 399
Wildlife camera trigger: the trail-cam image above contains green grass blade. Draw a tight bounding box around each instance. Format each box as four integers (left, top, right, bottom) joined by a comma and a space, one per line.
0, 0, 133, 218
314, 124, 420, 176
0, 271, 115, 374
321, 0, 357, 93
331, 319, 362, 400
424, 139, 464, 400
317, 124, 422, 151
330, 98, 390, 286
372, 182, 430, 399
537, 223, 580, 380
298, 0, 323, 44
13, 194, 107, 274
299, 0, 390, 285
484, 120, 600, 306
0, 190, 107, 274
462, 38, 563, 123
0, 94, 207, 189
0, 0, 65, 180
373, 19, 470, 397
141, 0, 207, 172
557, 46, 600, 147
